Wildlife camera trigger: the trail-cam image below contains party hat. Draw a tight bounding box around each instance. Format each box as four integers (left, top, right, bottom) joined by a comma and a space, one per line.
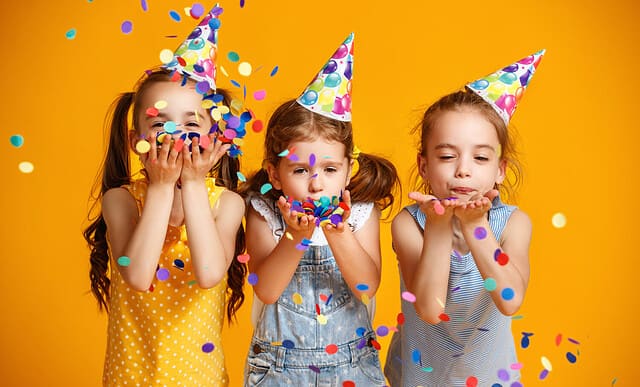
163, 5, 222, 93
466, 49, 545, 124
297, 33, 354, 122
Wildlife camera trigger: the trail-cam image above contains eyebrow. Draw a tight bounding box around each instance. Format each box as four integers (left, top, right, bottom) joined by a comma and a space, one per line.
434, 143, 496, 151
145, 111, 203, 121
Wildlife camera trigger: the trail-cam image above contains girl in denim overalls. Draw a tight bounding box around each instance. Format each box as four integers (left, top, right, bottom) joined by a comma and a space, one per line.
241, 34, 399, 387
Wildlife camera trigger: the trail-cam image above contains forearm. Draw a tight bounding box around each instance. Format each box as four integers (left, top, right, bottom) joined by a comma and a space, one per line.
411, 224, 453, 324
181, 181, 228, 288
325, 229, 380, 299
251, 233, 308, 304
122, 184, 174, 290
461, 219, 526, 314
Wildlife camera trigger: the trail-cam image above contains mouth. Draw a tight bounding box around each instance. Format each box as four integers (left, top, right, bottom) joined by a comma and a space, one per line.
451, 187, 475, 195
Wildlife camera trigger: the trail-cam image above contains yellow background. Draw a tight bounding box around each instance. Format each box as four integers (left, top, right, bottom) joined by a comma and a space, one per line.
1, 0, 637, 385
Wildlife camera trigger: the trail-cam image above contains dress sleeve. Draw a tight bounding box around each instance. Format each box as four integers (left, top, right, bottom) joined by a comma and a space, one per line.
348, 202, 374, 232
249, 196, 285, 241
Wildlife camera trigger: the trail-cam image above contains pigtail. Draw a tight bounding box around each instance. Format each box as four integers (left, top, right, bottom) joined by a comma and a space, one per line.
84, 92, 135, 312
347, 152, 400, 217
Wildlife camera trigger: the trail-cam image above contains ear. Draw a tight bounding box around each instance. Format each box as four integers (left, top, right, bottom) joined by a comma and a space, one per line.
496, 159, 507, 184
265, 162, 282, 190
345, 158, 354, 186
417, 153, 428, 180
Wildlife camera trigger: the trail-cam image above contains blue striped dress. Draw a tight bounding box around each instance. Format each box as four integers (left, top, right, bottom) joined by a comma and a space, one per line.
385, 197, 521, 387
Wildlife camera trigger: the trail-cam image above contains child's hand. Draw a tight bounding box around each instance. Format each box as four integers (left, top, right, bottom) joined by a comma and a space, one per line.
323, 190, 352, 234
408, 191, 458, 223
140, 132, 182, 186
180, 134, 231, 184
454, 189, 498, 225
276, 196, 316, 237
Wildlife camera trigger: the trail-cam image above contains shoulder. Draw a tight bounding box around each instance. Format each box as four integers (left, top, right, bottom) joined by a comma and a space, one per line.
102, 187, 138, 223
218, 189, 245, 209
502, 208, 532, 242
391, 208, 419, 236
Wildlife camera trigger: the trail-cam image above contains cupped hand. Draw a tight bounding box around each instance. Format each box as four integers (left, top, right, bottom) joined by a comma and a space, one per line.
454, 189, 498, 225
408, 191, 459, 222
276, 196, 316, 237
180, 134, 231, 183
323, 189, 352, 234
139, 133, 182, 186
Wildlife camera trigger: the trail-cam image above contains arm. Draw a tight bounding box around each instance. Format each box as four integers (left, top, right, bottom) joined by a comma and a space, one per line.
102, 135, 180, 291
323, 192, 382, 299
393, 192, 458, 324
247, 197, 316, 304
181, 135, 242, 288
456, 197, 531, 315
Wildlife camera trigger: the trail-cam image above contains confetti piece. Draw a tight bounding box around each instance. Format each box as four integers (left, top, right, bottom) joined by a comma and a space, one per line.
154, 100, 168, 109
402, 291, 416, 303
251, 120, 264, 132
355, 327, 366, 337
173, 259, 185, 270
163, 121, 177, 133
201, 342, 215, 352
510, 362, 523, 370
308, 365, 320, 373
325, 294, 332, 305
325, 344, 338, 354
438, 313, 450, 322
9, 135, 24, 147
421, 366, 434, 372
541, 356, 552, 371
511, 315, 524, 320
521, 333, 531, 349
451, 286, 461, 292
397, 312, 405, 325
228, 51, 240, 62
361, 294, 370, 305
370, 339, 381, 350
555, 333, 562, 346
568, 337, 580, 345
247, 273, 258, 285
187, 280, 197, 286
501, 287, 515, 300
433, 200, 445, 215
566, 352, 577, 363
376, 325, 389, 337
238, 62, 252, 76
240, 0, 245, 8
190, 3, 205, 18
411, 349, 421, 364
356, 283, 369, 291
253, 90, 266, 101
135, 140, 151, 153
316, 313, 327, 324
285, 232, 293, 240
498, 368, 510, 381
140, 0, 148, 11
18, 161, 34, 174
497, 252, 509, 265
270, 65, 279, 77
169, 10, 181, 21
282, 339, 294, 349
121, 20, 133, 34
117, 256, 131, 266
156, 268, 170, 281
65, 28, 77, 40
309, 153, 316, 167
159, 49, 174, 64
237, 254, 250, 263
292, 292, 303, 305
474, 226, 487, 240
436, 296, 445, 308
539, 369, 549, 380
466, 376, 478, 387
612, 378, 617, 386
260, 183, 272, 195
483, 278, 497, 291
552, 212, 567, 228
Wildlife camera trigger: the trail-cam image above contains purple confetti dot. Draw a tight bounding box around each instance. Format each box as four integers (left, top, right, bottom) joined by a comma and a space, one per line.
140, 0, 148, 11
511, 383, 523, 387
498, 368, 510, 381
240, 0, 245, 8
376, 325, 389, 337
309, 365, 320, 373
474, 226, 487, 240
202, 342, 215, 352
190, 3, 205, 18
156, 268, 170, 281
539, 369, 549, 380
309, 153, 316, 167
121, 20, 133, 34
247, 273, 258, 285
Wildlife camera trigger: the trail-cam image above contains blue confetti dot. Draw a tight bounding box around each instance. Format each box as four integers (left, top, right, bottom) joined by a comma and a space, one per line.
10, 135, 24, 147
173, 259, 185, 270
202, 342, 215, 352
355, 283, 369, 291
270, 65, 279, 77
566, 351, 577, 363
282, 340, 295, 349
411, 349, 421, 364
501, 287, 515, 301
355, 327, 366, 337
169, 10, 181, 21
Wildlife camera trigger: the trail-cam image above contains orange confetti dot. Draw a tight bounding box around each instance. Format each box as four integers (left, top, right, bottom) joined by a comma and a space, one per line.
325, 344, 338, 354
439, 313, 450, 322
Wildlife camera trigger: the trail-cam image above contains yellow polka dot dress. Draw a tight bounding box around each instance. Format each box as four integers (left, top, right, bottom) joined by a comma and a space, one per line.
103, 178, 229, 386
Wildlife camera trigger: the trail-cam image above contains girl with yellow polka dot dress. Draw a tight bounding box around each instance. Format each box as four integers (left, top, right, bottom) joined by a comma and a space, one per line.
84, 6, 248, 386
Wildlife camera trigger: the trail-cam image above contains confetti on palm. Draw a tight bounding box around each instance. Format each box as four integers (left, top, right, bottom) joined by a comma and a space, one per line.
288, 196, 349, 227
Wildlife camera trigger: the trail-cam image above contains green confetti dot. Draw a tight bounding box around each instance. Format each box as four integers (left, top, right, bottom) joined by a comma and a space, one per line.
117, 256, 131, 267
227, 51, 240, 62
484, 277, 497, 291
260, 183, 272, 195
65, 28, 77, 40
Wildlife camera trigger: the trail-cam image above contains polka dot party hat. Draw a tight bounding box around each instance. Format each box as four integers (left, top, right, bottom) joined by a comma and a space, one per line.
466, 49, 545, 124
163, 4, 222, 93
296, 33, 354, 122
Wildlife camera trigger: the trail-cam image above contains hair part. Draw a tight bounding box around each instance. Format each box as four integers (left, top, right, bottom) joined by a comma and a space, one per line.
411, 88, 522, 201
84, 69, 246, 322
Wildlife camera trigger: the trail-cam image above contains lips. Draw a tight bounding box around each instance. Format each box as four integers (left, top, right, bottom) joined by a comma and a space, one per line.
451, 187, 474, 194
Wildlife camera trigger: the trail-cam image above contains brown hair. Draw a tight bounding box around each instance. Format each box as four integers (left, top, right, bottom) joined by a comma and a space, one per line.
412, 88, 522, 201
84, 69, 246, 322
241, 99, 399, 213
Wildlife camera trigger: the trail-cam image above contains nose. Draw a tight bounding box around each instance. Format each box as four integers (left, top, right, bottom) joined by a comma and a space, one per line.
455, 157, 471, 178
308, 173, 323, 193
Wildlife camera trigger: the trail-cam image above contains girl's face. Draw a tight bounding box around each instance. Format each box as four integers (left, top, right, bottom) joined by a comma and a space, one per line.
418, 108, 505, 200
134, 80, 213, 142
267, 136, 353, 201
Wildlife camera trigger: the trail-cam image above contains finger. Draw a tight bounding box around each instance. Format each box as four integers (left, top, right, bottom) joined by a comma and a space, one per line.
408, 191, 436, 203
485, 189, 499, 202
191, 136, 201, 158
159, 134, 172, 161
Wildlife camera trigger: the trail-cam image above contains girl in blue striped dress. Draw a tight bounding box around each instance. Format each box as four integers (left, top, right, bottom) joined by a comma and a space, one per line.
385, 87, 534, 386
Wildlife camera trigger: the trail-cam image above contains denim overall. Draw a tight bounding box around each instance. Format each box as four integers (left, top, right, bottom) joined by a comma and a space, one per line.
244, 201, 386, 386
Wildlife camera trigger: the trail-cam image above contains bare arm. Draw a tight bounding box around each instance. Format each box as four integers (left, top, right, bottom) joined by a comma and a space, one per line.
246, 197, 315, 304
457, 198, 531, 315
393, 192, 458, 324
102, 135, 180, 291
323, 193, 382, 299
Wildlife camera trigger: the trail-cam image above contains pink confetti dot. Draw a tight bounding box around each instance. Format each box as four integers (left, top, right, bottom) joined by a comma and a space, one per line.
401, 291, 416, 303
253, 90, 266, 101
474, 226, 487, 240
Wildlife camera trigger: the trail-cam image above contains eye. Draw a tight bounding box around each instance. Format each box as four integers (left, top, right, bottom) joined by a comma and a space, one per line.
475, 155, 490, 161
293, 168, 308, 175
438, 154, 455, 160
185, 121, 201, 128
151, 122, 165, 128
325, 166, 338, 173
